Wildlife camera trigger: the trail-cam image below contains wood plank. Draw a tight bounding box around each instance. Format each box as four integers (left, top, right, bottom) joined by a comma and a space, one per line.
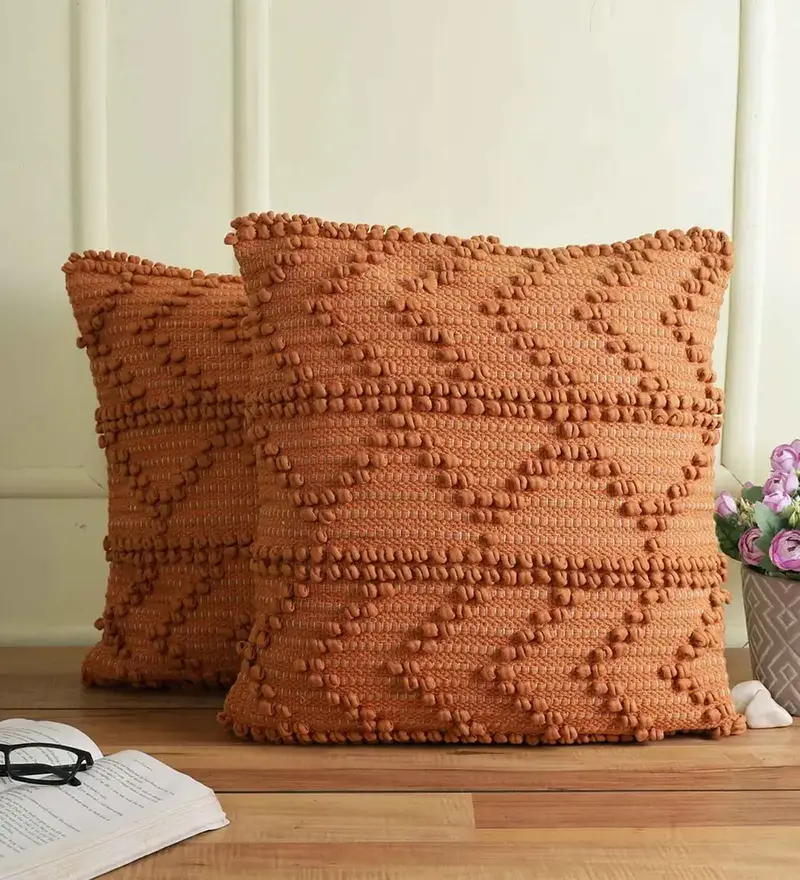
203, 793, 474, 842
473, 791, 800, 828
7, 707, 799, 794
0, 647, 222, 709
108, 795, 800, 879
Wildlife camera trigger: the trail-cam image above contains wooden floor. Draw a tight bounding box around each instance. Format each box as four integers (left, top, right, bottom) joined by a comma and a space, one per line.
2, 647, 799, 878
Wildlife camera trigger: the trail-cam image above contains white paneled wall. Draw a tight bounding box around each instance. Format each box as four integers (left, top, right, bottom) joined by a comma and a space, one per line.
741, 2, 800, 480
106, 1, 236, 270
0, 0, 248, 643
0, 0, 89, 474
0, 0, 786, 647
271, 0, 738, 244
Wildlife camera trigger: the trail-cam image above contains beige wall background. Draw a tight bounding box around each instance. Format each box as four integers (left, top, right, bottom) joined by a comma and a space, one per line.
0, 0, 792, 647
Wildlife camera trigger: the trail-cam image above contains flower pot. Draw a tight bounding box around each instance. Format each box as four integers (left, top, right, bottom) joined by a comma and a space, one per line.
742, 567, 800, 715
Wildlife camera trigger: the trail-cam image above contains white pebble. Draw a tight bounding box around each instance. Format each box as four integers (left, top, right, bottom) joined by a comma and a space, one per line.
744, 688, 793, 729
731, 679, 767, 714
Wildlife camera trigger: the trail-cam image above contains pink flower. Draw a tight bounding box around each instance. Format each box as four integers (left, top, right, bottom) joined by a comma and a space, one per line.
770, 440, 800, 473
769, 530, 800, 572
763, 469, 799, 513
739, 528, 765, 567
714, 492, 738, 518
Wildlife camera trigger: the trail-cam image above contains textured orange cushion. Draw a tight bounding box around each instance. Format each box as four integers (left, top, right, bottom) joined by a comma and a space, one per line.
221, 213, 744, 744
64, 251, 256, 687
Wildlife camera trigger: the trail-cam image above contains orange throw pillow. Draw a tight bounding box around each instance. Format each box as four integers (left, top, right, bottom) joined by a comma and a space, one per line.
221, 214, 744, 743
64, 251, 256, 687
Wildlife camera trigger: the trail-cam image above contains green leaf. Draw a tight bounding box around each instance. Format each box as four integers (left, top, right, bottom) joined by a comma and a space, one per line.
714, 518, 729, 538
716, 527, 741, 562
742, 485, 764, 503
715, 511, 745, 561
755, 531, 772, 555
715, 513, 740, 535
752, 503, 785, 568
760, 555, 780, 575
722, 545, 742, 563
754, 502, 784, 537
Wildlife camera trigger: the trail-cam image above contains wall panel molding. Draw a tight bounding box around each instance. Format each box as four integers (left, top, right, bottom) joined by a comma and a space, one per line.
70, 0, 110, 490
723, 0, 775, 483
233, 0, 270, 220
0, 623, 98, 647
0, 468, 105, 499
70, 0, 109, 251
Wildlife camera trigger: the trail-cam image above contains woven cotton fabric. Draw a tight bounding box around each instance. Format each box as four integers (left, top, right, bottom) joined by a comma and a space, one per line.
221, 213, 744, 744
64, 251, 256, 687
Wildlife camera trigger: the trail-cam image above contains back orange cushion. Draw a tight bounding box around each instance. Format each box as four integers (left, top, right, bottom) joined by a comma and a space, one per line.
221, 214, 743, 744
65, 251, 256, 687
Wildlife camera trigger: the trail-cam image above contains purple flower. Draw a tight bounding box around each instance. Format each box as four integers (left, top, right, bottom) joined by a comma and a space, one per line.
739, 528, 765, 567
770, 440, 800, 473
763, 469, 799, 513
714, 492, 738, 518
769, 530, 800, 572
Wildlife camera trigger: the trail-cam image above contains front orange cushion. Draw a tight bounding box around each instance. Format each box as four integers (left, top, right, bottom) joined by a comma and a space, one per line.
221, 214, 743, 743
64, 251, 256, 687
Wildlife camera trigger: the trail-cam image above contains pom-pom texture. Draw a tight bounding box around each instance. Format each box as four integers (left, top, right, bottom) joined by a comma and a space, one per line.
64, 251, 256, 687
221, 213, 743, 744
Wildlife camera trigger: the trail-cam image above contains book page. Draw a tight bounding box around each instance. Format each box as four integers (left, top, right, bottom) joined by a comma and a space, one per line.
0, 720, 102, 792
0, 750, 222, 870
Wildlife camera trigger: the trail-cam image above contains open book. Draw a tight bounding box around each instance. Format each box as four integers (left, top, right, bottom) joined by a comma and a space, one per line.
0, 718, 228, 880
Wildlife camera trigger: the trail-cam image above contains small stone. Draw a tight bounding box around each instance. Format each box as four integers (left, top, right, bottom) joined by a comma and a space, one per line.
730, 679, 767, 714
744, 687, 793, 729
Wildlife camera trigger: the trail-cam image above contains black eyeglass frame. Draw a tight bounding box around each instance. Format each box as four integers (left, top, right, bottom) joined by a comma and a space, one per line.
0, 742, 95, 787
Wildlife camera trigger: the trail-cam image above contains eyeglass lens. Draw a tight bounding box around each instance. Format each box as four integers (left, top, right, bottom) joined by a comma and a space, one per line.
2, 744, 83, 784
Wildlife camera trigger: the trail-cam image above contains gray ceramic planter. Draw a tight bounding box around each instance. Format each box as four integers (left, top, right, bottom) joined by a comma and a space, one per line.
742, 567, 800, 715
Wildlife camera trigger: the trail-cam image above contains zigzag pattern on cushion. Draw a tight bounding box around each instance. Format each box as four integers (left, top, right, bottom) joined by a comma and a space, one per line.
220, 214, 743, 743
64, 252, 256, 687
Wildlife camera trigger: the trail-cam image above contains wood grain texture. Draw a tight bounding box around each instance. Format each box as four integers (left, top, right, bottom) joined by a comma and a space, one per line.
472, 791, 800, 828
7, 707, 799, 794
112, 814, 800, 880
0, 647, 222, 709
112, 795, 800, 879
2, 646, 798, 879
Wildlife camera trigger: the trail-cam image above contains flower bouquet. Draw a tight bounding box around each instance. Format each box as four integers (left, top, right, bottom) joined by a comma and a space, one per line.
715, 440, 800, 579
716, 440, 800, 715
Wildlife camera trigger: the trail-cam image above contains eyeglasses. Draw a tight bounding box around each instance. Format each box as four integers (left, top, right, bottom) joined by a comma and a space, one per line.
0, 743, 94, 787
